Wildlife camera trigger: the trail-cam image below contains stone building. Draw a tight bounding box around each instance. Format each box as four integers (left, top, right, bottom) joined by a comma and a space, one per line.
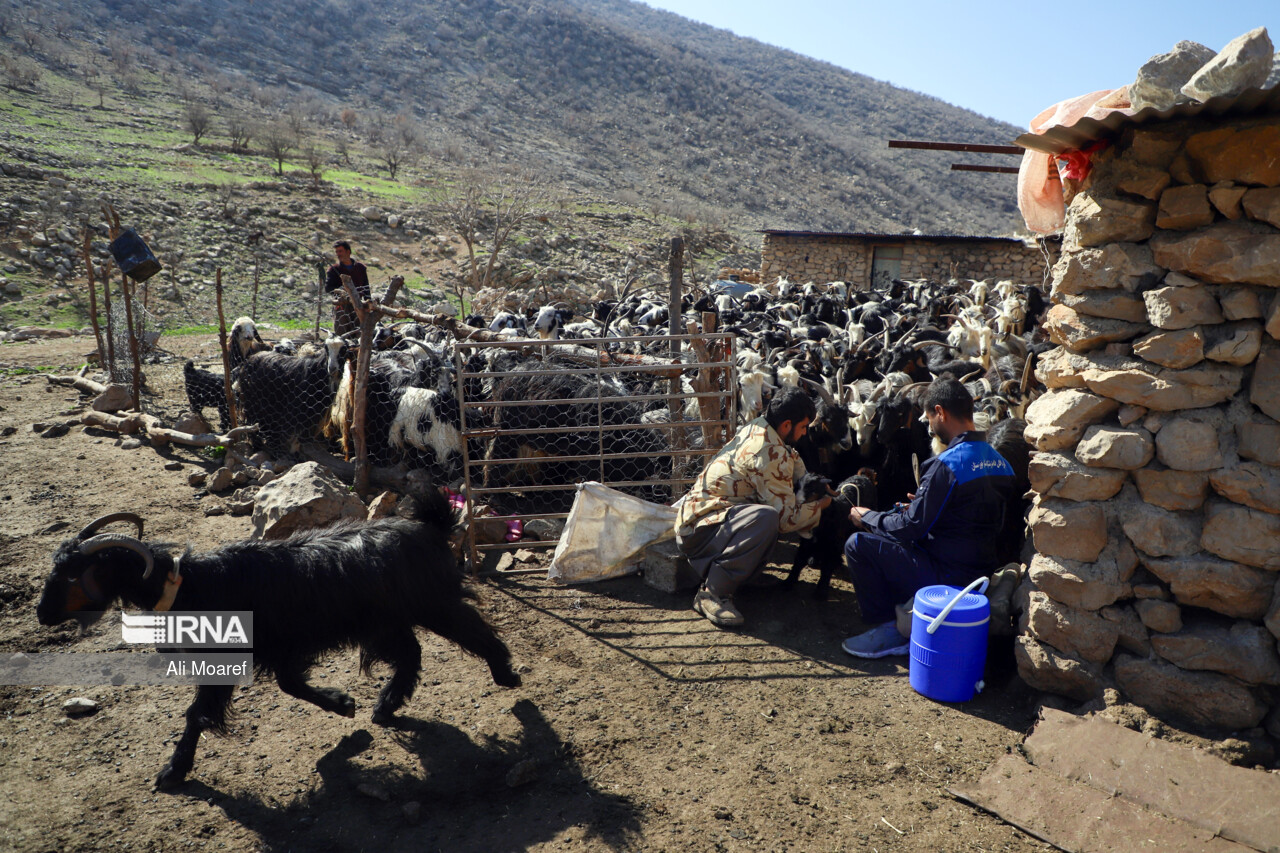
1016, 105, 1280, 736
758, 230, 1054, 288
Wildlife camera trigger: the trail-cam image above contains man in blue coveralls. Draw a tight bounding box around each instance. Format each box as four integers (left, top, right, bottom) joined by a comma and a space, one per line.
841, 377, 1014, 658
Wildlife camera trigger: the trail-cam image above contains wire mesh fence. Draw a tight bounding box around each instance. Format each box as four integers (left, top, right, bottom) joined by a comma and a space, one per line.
456, 333, 737, 570
105, 300, 163, 387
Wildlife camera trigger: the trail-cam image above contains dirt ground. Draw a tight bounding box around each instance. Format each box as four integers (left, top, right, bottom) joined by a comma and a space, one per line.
0, 333, 1053, 853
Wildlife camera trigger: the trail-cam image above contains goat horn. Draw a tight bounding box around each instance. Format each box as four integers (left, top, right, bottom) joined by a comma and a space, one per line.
1020, 351, 1035, 393
800, 376, 835, 406
79, 534, 155, 580
78, 512, 144, 541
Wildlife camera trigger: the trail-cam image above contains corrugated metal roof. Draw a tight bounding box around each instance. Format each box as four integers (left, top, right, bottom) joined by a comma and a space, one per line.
760, 229, 1030, 243
1015, 83, 1280, 156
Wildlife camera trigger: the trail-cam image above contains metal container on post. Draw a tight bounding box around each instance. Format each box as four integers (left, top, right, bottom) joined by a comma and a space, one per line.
108, 228, 163, 282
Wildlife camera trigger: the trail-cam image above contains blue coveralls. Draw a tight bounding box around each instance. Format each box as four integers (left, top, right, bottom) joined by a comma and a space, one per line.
844, 431, 1014, 624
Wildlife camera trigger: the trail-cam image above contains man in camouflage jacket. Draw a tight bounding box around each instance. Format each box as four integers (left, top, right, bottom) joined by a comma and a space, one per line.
676, 387, 830, 627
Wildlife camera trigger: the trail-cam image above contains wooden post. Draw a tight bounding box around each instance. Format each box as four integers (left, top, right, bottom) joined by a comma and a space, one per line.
380, 275, 404, 307
120, 274, 142, 411
666, 237, 687, 493
251, 251, 260, 321
101, 264, 116, 381
315, 262, 326, 340
342, 273, 374, 495
82, 229, 105, 368
214, 269, 238, 428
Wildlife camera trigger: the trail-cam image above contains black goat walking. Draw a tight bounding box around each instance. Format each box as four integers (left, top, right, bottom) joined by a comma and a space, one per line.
182, 361, 231, 432
37, 491, 520, 791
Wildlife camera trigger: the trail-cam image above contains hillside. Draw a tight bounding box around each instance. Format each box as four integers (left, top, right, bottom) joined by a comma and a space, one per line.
6, 0, 1024, 234
0, 0, 1028, 332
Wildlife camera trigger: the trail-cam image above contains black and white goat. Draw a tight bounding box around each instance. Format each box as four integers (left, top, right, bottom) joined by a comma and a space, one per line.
36, 497, 521, 791
531, 305, 573, 341
182, 318, 271, 431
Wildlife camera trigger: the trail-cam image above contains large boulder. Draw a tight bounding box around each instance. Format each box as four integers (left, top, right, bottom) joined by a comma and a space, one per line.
1026, 544, 1136, 611
1210, 462, 1280, 514
1155, 184, 1215, 230
1065, 193, 1156, 248
1132, 327, 1205, 369
1154, 415, 1223, 471
1029, 498, 1109, 562
1029, 451, 1128, 501
1119, 497, 1203, 558
1129, 40, 1217, 111
1044, 304, 1148, 352
1203, 321, 1263, 365
1021, 590, 1119, 664
1114, 653, 1268, 730
1050, 242, 1163, 296
1238, 416, 1280, 465
1181, 27, 1275, 102
1141, 554, 1276, 619
1024, 389, 1119, 451
1079, 362, 1244, 411
1151, 619, 1280, 685
1250, 342, 1280, 421
1150, 221, 1280, 286
1201, 499, 1280, 569
1014, 635, 1104, 702
1242, 186, 1280, 229
1133, 466, 1211, 511
1143, 282, 1224, 330
1056, 289, 1149, 323
1075, 425, 1154, 470
251, 462, 366, 540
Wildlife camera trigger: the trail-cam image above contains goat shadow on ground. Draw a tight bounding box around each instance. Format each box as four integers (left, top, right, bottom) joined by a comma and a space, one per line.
491, 543, 1034, 736
179, 698, 640, 852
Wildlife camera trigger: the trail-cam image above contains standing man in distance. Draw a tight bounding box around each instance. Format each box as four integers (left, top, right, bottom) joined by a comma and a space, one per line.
841, 377, 1014, 658
676, 386, 831, 629
325, 240, 370, 336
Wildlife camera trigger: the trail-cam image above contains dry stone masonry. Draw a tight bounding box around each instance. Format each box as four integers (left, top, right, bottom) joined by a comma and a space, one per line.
1017, 110, 1280, 739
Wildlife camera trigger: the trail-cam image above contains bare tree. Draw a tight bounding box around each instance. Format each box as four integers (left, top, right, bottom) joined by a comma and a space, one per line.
303, 145, 326, 189
184, 102, 212, 145
226, 116, 253, 152
339, 108, 358, 130
285, 101, 310, 138
334, 134, 353, 167
371, 113, 419, 181
261, 121, 295, 176
435, 171, 550, 296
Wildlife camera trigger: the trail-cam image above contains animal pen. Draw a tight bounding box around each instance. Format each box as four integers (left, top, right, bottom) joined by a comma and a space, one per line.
455, 333, 737, 571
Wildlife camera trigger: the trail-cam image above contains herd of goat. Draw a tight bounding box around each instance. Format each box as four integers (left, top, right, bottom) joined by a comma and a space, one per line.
35, 275, 1053, 789
183, 275, 1049, 541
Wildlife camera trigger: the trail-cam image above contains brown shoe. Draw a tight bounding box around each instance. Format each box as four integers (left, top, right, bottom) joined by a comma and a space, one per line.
693, 587, 745, 628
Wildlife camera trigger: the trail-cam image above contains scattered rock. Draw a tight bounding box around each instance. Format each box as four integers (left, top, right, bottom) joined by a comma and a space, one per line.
40, 423, 69, 438
203, 504, 226, 517
163, 461, 183, 471
523, 518, 566, 541
366, 491, 399, 520
207, 467, 235, 492
357, 782, 391, 802
62, 697, 98, 717
251, 462, 366, 540
91, 384, 133, 413
188, 472, 208, 488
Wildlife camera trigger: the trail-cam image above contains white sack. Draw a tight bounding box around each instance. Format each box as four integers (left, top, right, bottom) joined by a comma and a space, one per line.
548, 482, 678, 584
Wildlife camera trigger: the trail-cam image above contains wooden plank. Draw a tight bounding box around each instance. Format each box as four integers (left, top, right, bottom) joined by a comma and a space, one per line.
951, 164, 1022, 174
1025, 709, 1280, 853
888, 139, 1024, 155
950, 754, 1256, 853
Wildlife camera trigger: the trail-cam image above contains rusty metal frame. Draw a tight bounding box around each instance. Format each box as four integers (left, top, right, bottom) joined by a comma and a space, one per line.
455, 332, 737, 572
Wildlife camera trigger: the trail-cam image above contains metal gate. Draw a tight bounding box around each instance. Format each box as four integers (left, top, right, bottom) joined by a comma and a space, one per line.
455, 333, 737, 571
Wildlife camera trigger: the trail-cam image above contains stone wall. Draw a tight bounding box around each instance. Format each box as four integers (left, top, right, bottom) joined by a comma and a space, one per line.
759, 233, 1052, 286
1018, 113, 1280, 738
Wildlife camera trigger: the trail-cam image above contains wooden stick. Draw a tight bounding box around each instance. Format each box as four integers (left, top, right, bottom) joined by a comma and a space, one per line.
46, 374, 109, 395
82, 228, 106, 367
342, 273, 374, 495
120, 274, 141, 411
145, 423, 259, 448
214, 268, 238, 428
81, 410, 143, 433
102, 263, 116, 381
380, 274, 404, 307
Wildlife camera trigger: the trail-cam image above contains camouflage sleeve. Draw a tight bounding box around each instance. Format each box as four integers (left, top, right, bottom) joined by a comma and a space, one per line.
742, 445, 823, 535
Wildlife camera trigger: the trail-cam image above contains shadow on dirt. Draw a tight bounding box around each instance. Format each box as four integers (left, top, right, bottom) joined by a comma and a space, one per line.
490, 558, 1034, 736
177, 698, 640, 852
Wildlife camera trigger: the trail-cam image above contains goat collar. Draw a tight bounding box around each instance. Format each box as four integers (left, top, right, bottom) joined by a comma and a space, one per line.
154, 554, 184, 613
